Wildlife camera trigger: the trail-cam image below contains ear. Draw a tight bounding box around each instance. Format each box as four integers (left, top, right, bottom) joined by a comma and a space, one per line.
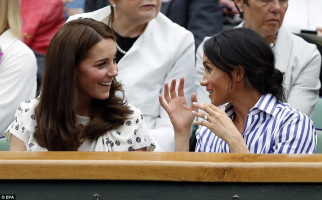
108, 0, 116, 5
234, 0, 244, 11
232, 65, 245, 82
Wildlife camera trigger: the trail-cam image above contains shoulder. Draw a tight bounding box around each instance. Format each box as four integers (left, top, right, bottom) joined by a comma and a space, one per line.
151, 13, 194, 39
18, 99, 39, 114
127, 104, 144, 122
279, 26, 320, 55
0, 30, 37, 70
275, 102, 313, 125
67, 6, 110, 22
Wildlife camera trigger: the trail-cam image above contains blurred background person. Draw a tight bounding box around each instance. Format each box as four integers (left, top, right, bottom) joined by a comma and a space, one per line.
68, 0, 196, 152
84, 0, 224, 48
0, 0, 37, 137
20, 0, 66, 90
5, 18, 155, 151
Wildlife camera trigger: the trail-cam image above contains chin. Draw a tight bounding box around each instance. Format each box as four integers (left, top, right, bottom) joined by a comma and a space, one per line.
96, 94, 110, 101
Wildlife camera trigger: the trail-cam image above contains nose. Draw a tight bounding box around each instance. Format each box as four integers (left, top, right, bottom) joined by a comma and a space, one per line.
200, 74, 208, 87
107, 63, 118, 77
270, 0, 281, 13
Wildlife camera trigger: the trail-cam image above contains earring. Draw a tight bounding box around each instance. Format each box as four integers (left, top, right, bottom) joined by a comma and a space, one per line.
112, 4, 116, 8
240, 9, 243, 12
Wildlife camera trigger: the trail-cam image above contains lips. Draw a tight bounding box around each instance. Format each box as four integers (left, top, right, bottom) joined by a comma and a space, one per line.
141, 4, 156, 8
266, 19, 280, 23
98, 82, 112, 86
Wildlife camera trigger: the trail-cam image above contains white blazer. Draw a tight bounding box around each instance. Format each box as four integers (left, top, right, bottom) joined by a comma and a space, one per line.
195, 24, 321, 118
68, 6, 196, 151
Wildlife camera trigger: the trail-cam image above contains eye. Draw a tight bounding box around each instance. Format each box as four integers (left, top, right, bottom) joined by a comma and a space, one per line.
205, 65, 212, 74
97, 62, 106, 68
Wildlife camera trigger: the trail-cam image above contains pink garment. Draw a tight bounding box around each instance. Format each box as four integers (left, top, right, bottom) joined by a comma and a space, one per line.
20, 0, 66, 55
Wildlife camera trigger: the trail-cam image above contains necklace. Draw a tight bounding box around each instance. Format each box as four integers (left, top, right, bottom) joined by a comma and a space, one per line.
108, 15, 127, 55
269, 34, 277, 48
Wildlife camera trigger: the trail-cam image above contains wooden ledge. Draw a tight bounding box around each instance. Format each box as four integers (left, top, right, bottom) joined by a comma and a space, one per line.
1, 152, 322, 182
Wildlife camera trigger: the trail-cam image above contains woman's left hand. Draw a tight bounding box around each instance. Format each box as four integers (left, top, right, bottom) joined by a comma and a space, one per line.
192, 103, 249, 153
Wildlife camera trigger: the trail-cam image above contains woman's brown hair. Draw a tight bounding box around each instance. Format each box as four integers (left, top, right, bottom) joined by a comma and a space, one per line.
34, 18, 132, 150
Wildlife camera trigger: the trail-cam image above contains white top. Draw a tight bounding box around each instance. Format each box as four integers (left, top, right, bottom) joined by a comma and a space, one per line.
67, 6, 196, 151
196, 94, 316, 154
0, 30, 37, 137
283, 0, 322, 33
5, 98, 155, 151
195, 24, 321, 118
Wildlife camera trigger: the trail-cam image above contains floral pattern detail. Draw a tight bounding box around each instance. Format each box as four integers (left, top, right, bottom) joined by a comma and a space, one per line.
125, 120, 132, 126
6, 99, 156, 151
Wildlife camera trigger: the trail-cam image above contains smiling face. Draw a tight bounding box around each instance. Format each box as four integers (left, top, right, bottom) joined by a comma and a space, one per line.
235, 0, 288, 42
76, 38, 118, 103
110, 0, 161, 23
200, 54, 232, 106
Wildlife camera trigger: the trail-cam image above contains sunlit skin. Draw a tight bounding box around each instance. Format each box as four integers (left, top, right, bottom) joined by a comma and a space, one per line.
75, 38, 118, 117
235, 0, 288, 44
109, 0, 161, 37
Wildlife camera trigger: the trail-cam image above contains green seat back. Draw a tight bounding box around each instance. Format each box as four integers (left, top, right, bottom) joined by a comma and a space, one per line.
312, 98, 322, 130
0, 137, 9, 151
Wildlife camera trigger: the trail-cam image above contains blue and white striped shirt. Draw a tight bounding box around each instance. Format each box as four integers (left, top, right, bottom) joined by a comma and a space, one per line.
195, 94, 316, 154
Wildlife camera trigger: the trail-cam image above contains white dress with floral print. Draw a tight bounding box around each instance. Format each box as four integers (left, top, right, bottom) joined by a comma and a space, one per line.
5, 99, 155, 151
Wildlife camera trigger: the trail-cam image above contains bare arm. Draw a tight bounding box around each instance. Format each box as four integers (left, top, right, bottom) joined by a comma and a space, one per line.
159, 78, 197, 151
9, 135, 27, 151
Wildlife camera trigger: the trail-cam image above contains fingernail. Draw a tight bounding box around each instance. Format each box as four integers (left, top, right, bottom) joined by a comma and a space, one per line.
192, 102, 197, 106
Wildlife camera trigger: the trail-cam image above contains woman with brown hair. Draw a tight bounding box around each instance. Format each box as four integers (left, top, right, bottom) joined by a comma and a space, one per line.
5, 18, 155, 151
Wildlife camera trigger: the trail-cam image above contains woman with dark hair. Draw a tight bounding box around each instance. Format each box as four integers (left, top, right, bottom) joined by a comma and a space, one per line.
5, 18, 155, 151
160, 28, 316, 153
196, 0, 321, 118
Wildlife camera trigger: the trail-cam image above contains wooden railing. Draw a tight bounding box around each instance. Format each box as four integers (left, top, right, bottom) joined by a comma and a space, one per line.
1, 152, 322, 182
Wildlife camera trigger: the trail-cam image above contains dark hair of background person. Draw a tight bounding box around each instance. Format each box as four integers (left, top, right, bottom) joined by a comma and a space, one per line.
34, 18, 133, 151
203, 28, 286, 102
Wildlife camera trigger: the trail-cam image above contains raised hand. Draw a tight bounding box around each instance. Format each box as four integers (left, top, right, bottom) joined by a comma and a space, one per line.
159, 77, 197, 135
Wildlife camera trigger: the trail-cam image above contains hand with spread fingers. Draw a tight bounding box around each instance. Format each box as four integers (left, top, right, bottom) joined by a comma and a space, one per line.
159, 77, 197, 151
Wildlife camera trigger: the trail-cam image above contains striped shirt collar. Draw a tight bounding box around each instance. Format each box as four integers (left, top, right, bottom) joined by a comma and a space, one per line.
225, 94, 279, 119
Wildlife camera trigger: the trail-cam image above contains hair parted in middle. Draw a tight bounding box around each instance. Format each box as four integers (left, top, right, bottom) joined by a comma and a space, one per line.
34, 18, 133, 151
203, 28, 285, 103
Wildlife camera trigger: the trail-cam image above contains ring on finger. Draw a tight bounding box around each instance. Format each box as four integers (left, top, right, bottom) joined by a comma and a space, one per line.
204, 114, 210, 121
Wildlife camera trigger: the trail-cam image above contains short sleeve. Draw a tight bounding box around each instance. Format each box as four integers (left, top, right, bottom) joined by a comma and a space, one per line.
4, 99, 37, 149
131, 107, 156, 151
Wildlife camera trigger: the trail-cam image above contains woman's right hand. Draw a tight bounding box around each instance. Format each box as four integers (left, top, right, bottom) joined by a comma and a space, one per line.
159, 77, 197, 135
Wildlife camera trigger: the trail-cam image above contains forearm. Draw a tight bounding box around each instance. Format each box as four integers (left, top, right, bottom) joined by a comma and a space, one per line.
226, 133, 250, 153
175, 130, 191, 152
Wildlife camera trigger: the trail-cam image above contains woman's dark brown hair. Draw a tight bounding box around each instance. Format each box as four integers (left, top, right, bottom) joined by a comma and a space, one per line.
34, 18, 132, 150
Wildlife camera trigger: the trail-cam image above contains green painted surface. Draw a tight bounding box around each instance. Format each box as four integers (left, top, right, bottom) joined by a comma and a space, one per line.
1, 180, 322, 200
